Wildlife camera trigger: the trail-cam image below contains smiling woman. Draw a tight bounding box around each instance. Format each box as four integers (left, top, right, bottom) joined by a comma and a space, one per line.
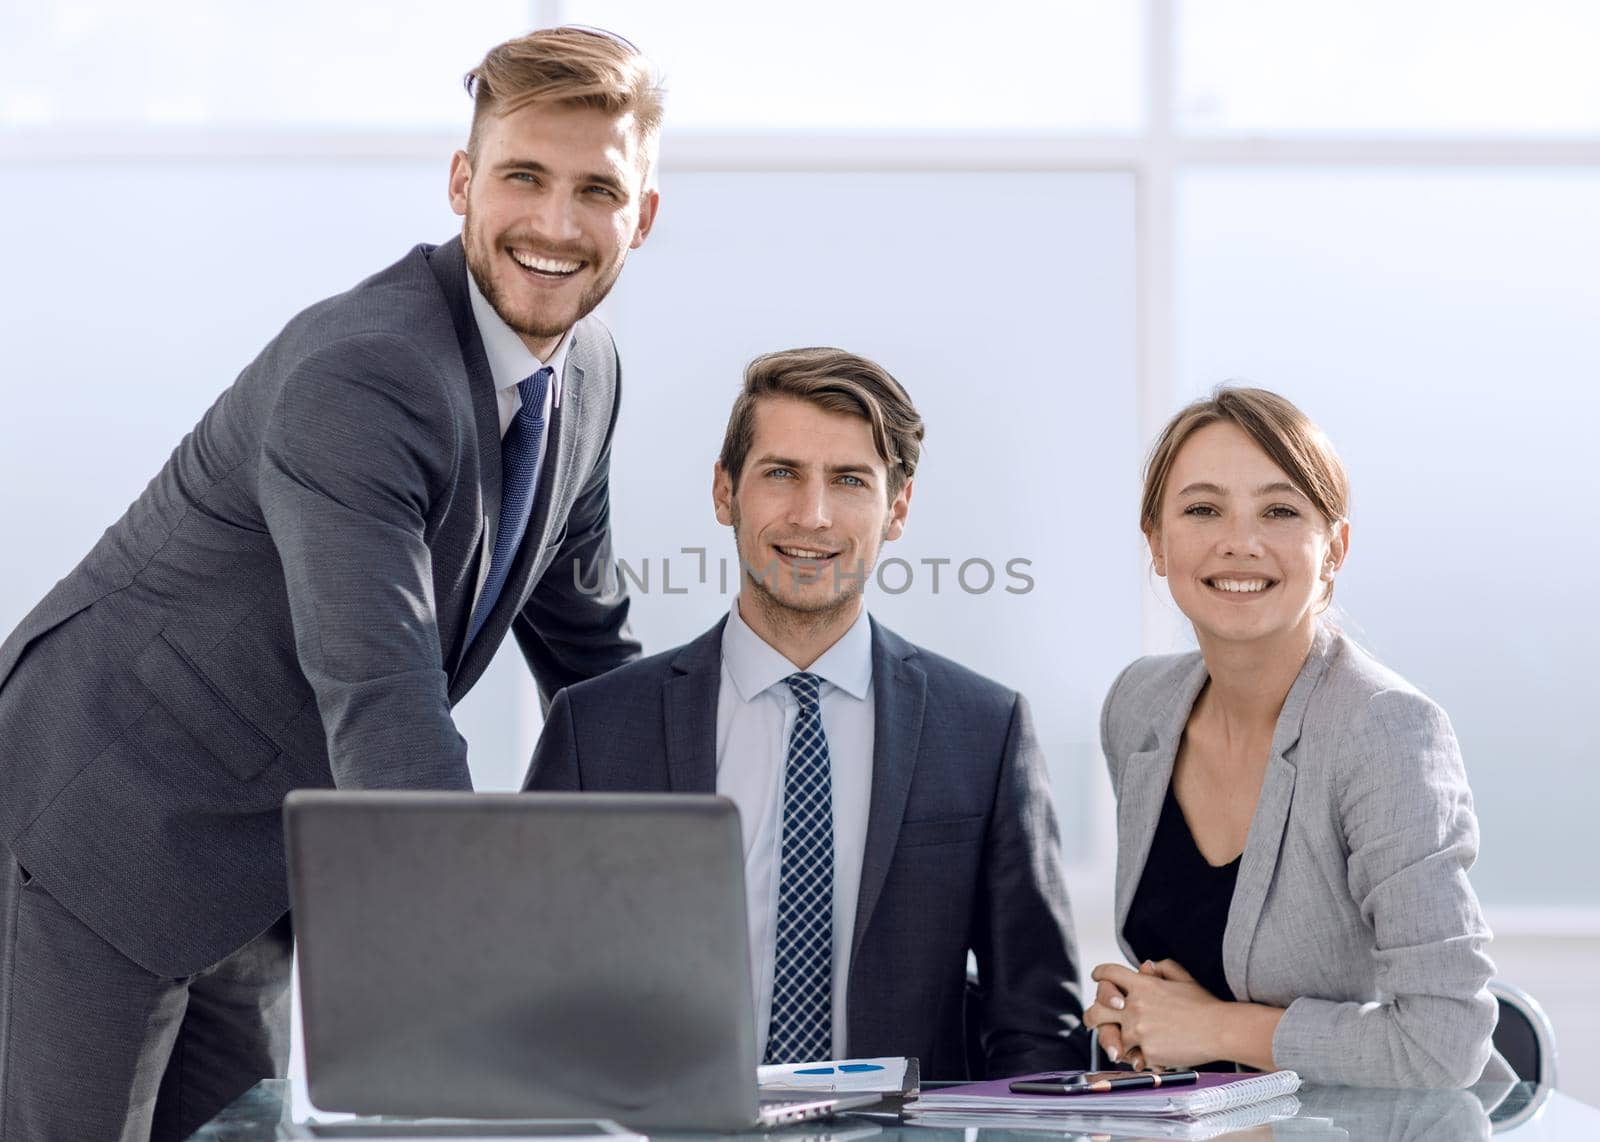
1084, 387, 1501, 1088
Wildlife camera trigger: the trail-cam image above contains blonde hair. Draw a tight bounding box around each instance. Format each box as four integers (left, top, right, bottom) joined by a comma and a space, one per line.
464, 26, 664, 184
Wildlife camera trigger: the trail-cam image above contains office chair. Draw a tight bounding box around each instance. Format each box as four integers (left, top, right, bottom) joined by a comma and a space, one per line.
1488, 979, 1558, 1087
960, 970, 1101, 1080
1488, 1079, 1554, 1134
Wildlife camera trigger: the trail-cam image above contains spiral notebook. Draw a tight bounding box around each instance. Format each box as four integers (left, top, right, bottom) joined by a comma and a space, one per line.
906, 1094, 1302, 1140
904, 1069, 1301, 1119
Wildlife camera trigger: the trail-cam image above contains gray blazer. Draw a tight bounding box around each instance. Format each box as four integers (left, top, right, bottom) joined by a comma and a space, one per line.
1101, 626, 1497, 1087
0, 237, 638, 977
525, 617, 1088, 1079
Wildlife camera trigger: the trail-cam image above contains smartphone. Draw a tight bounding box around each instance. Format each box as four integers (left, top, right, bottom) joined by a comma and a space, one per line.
1009, 1070, 1200, 1095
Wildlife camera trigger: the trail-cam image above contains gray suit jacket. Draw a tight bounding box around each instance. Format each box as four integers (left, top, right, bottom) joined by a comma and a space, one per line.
1101, 626, 1496, 1087
0, 237, 638, 977
525, 617, 1088, 1079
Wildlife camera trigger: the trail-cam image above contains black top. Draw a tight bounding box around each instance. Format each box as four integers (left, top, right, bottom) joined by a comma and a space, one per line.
1124, 782, 1241, 1004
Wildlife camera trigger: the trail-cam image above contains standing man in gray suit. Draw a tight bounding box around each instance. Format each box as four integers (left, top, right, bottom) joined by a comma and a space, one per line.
0, 27, 660, 1141
525, 349, 1087, 1078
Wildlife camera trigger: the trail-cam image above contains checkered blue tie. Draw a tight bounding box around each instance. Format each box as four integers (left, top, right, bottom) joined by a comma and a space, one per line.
468, 366, 552, 645
764, 671, 834, 1064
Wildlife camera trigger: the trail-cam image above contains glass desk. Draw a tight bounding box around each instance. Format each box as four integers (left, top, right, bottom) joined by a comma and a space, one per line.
192, 1079, 1600, 1140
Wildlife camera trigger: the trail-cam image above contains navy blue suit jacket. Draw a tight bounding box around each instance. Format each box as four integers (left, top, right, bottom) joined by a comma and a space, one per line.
524, 616, 1087, 1079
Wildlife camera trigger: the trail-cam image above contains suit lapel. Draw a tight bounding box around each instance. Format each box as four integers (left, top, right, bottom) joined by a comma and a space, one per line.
428, 237, 503, 546
663, 620, 724, 793
1222, 627, 1335, 999
426, 238, 502, 679
1113, 658, 1209, 963
470, 354, 504, 562
850, 621, 925, 966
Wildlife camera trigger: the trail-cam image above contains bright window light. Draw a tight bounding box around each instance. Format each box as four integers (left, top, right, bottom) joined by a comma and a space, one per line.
1179, 0, 1600, 134
566, 0, 1144, 130
0, 0, 532, 128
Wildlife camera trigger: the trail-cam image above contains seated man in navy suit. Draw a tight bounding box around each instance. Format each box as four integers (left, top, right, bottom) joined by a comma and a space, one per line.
524, 347, 1086, 1078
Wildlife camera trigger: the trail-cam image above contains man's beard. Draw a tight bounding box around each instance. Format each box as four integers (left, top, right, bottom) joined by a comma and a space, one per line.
461, 207, 624, 343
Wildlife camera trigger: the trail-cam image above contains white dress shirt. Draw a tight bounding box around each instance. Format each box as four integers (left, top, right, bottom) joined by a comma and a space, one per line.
716, 599, 875, 1060
465, 274, 572, 614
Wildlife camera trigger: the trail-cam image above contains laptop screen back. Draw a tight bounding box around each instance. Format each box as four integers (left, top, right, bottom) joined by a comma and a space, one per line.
285, 791, 759, 1128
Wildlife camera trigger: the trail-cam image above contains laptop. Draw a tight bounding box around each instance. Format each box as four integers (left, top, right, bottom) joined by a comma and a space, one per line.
284, 790, 879, 1130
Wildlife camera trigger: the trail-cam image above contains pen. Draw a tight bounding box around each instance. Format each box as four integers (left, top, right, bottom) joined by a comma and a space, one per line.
793, 1064, 886, 1075
1073, 1072, 1176, 1093
1009, 1070, 1200, 1095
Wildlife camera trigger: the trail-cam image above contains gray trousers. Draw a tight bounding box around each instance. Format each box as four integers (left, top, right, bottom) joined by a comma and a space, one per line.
0, 848, 292, 1142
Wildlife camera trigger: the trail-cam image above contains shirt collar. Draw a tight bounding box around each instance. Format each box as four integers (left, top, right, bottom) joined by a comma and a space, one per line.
466, 270, 570, 407
721, 599, 873, 704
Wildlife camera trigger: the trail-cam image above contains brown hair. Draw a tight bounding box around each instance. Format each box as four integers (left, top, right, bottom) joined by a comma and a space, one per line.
719, 348, 925, 501
463, 26, 665, 182
1141, 386, 1349, 537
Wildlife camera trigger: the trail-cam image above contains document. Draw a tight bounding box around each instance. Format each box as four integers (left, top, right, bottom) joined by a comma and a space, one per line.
758, 1056, 918, 1095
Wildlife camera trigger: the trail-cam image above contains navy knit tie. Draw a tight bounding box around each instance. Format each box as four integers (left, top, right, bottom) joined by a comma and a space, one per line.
764, 671, 835, 1063
468, 367, 552, 644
